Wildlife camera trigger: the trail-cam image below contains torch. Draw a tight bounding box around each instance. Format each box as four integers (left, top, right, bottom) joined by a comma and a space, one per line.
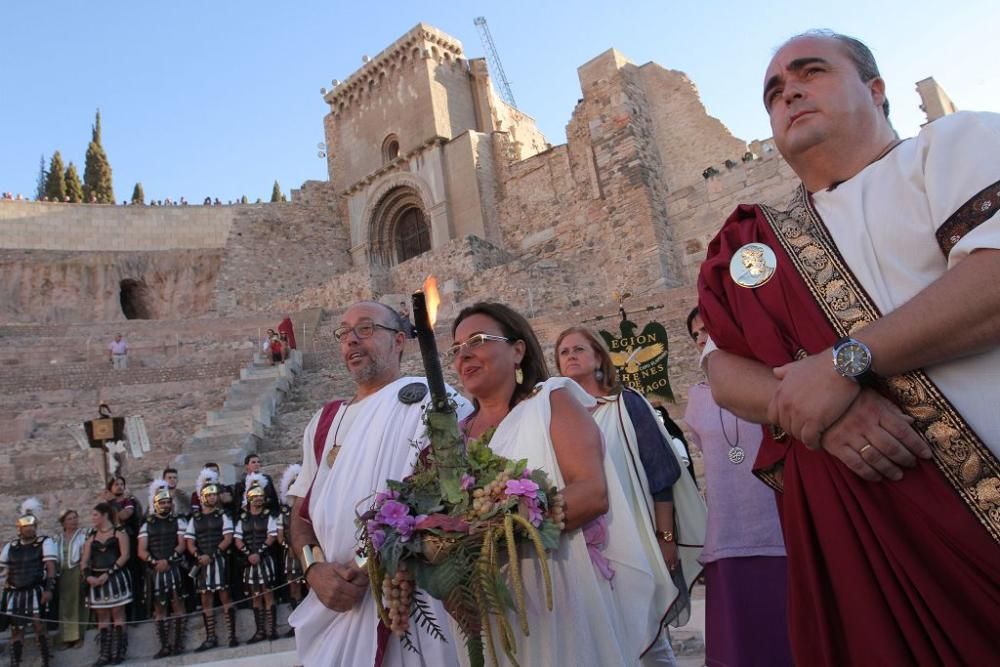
411, 276, 466, 504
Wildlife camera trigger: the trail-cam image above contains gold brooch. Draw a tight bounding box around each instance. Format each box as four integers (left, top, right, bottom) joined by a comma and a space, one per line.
730, 243, 777, 288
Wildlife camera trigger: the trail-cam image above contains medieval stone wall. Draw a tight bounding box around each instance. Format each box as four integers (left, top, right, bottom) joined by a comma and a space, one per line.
667, 153, 799, 285
212, 185, 349, 315
0, 248, 224, 323
0, 200, 233, 250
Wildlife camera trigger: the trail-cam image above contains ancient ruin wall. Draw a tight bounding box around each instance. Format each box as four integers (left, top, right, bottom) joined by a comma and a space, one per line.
0, 200, 233, 251
638, 65, 748, 192
0, 248, 223, 324
213, 183, 351, 315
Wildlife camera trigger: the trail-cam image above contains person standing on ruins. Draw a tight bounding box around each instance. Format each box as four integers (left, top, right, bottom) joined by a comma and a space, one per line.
234, 474, 279, 643
286, 301, 470, 667
185, 468, 238, 651
108, 333, 128, 370
277, 316, 297, 350
138, 480, 187, 659
1, 499, 57, 667
699, 30, 1000, 664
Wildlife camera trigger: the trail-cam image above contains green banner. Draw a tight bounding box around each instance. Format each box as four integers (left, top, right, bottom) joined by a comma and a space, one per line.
599, 318, 674, 401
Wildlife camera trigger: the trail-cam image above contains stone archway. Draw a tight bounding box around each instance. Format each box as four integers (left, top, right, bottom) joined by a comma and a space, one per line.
119, 279, 153, 319
368, 186, 431, 266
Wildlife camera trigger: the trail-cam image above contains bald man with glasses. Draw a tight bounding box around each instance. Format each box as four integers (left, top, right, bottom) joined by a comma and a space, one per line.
285, 301, 471, 666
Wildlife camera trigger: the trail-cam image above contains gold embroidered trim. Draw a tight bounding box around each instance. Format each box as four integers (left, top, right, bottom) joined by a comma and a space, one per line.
758, 185, 1000, 543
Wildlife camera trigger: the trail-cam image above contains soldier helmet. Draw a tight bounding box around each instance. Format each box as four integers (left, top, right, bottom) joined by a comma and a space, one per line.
16, 497, 43, 529
244, 472, 268, 506
196, 467, 221, 504
148, 479, 172, 514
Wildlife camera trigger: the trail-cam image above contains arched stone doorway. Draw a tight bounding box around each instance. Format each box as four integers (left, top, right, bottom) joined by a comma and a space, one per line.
368, 186, 432, 266
119, 279, 153, 319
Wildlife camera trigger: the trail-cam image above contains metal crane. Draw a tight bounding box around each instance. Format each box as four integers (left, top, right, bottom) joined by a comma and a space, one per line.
473, 16, 518, 109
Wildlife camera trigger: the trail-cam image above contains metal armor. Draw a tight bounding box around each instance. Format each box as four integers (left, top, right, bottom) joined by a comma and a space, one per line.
145, 514, 179, 561
4, 538, 45, 589
240, 511, 270, 553
193, 509, 225, 556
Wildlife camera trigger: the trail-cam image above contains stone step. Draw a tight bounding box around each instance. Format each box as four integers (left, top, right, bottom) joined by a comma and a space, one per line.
11, 605, 300, 666
195, 419, 265, 440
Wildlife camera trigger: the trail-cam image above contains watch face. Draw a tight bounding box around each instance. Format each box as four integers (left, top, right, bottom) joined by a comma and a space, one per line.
835, 343, 871, 376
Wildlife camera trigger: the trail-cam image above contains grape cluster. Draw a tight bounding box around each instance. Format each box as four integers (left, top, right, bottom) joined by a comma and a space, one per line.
471, 470, 514, 518
549, 491, 566, 530
382, 567, 414, 636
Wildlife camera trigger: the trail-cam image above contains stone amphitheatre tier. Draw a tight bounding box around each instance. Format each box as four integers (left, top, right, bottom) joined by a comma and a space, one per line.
0, 200, 233, 251
0, 312, 302, 524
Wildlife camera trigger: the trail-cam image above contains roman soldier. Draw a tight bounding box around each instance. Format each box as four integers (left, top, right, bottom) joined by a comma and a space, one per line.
277, 463, 304, 636
138, 480, 186, 659
0, 499, 56, 667
184, 468, 236, 650
235, 473, 278, 643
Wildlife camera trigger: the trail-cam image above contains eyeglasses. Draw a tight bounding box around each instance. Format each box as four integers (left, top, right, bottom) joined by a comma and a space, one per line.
333, 321, 401, 341
443, 333, 511, 363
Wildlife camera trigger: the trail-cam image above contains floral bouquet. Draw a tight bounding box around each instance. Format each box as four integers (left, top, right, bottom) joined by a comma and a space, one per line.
356, 416, 566, 667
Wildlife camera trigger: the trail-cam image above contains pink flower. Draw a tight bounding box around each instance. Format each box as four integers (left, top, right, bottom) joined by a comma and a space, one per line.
400, 514, 428, 542
460, 474, 476, 491
374, 490, 400, 505
505, 478, 539, 499
376, 500, 410, 526
519, 497, 544, 527
583, 516, 615, 583
371, 528, 386, 550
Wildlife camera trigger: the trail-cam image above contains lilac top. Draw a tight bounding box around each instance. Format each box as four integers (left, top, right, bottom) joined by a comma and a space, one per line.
683, 382, 786, 563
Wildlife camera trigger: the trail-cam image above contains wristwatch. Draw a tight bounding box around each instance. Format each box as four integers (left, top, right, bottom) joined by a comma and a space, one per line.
832, 337, 877, 386
656, 530, 675, 543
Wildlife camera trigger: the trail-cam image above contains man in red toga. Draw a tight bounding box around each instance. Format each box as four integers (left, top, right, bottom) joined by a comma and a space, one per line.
698, 30, 1000, 664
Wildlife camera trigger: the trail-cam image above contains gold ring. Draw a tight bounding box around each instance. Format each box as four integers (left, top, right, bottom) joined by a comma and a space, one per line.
859, 443, 874, 457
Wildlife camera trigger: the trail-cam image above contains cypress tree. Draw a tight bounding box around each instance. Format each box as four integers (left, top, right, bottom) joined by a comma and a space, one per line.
270, 180, 282, 203
35, 155, 47, 201
65, 162, 84, 202
83, 109, 114, 203
44, 151, 67, 202
240, 195, 248, 204
131, 183, 145, 205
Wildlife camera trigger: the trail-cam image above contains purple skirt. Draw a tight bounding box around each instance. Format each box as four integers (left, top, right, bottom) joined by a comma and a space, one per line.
704, 556, 793, 667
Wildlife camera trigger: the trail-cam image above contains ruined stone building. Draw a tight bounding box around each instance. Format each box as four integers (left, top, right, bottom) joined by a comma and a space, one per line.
0, 23, 951, 518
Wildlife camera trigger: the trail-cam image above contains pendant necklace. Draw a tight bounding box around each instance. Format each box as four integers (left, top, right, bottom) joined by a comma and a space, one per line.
326, 396, 356, 468
719, 407, 745, 465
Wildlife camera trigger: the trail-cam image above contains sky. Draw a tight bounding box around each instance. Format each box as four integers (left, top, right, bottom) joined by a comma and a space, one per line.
2, 0, 997, 203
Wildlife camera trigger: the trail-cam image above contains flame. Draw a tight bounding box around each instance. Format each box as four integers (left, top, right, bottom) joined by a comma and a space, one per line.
423, 275, 440, 327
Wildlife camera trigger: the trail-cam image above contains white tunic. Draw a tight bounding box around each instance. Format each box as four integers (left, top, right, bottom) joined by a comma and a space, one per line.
592, 393, 707, 665
289, 377, 470, 667
453, 378, 654, 667
810, 111, 1000, 455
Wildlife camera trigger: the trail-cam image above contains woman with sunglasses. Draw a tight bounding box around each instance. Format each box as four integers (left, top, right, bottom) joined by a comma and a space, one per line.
448, 302, 656, 666
554, 326, 707, 666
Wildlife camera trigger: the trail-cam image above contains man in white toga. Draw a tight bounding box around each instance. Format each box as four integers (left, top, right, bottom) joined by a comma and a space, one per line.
286, 301, 470, 667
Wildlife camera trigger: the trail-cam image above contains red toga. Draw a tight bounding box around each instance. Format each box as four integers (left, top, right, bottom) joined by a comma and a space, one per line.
698, 196, 1000, 665
278, 317, 297, 350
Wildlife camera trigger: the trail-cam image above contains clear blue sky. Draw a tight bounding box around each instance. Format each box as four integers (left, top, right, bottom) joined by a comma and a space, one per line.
2, 0, 996, 202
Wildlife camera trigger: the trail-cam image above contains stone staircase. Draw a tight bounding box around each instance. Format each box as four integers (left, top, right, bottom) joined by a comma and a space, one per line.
10, 604, 300, 666
173, 350, 303, 486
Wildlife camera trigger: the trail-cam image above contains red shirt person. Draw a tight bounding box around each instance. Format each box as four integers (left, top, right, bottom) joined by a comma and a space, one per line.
277, 317, 296, 350
698, 31, 1000, 665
